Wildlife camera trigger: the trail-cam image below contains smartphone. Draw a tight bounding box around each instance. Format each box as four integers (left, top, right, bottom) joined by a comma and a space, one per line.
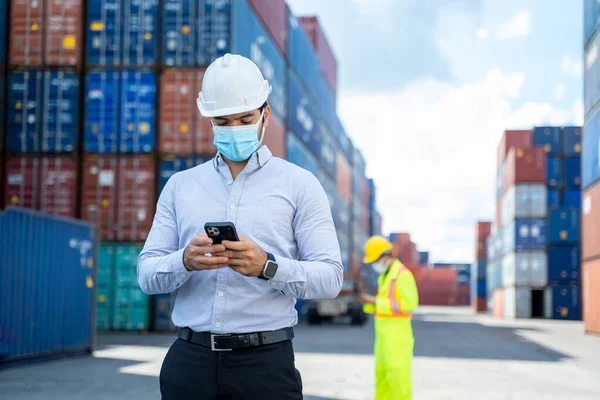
204, 222, 240, 244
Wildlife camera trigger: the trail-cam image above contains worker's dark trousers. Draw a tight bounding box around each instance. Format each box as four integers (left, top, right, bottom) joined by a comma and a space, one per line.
159, 338, 303, 399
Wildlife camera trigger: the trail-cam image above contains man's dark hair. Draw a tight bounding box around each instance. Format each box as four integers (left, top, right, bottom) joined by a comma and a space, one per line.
258, 101, 268, 112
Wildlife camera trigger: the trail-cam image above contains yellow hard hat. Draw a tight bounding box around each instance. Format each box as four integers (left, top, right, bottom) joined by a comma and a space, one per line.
363, 235, 393, 264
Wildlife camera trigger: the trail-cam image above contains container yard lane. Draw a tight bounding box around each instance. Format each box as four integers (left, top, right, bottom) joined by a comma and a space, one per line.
0, 307, 599, 400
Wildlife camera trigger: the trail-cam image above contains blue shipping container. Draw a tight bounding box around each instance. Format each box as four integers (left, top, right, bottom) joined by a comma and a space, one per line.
502, 218, 547, 253
0, 208, 96, 363
547, 246, 580, 284
418, 251, 429, 266
564, 190, 581, 208
532, 126, 561, 155
564, 157, 581, 189
87, 0, 159, 66
548, 190, 561, 209
471, 278, 487, 298
313, 70, 336, 132
288, 71, 320, 158
288, 13, 320, 98
152, 293, 177, 331
547, 208, 580, 244
334, 197, 351, 234
547, 158, 563, 188
471, 260, 486, 280
562, 126, 582, 156
7, 71, 79, 153
159, 157, 212, 194
583, 107, 600, 189
319, 122, 338, 180
286, 131, 322, 182
353, 149, 366, 177
85, 70, 156, 153
585, 31, 600, 115
546, 286, 581, 321
331, 115, 353, 162
585, 0, 600, 46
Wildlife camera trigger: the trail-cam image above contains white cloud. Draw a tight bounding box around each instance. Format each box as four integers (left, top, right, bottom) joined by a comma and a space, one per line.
339, 69, 580, 262
352, 0, 393, 14
476, 28, 490, 41
495, 10, 533, 40
553, 82, 567, 100
562, 55, 583, 77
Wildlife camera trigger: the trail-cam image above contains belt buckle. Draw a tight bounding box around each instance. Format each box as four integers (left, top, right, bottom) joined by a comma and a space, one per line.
210, 334, 232, 351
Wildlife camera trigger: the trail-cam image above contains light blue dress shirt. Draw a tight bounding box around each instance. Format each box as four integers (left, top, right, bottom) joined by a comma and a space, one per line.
137, 146, 344, 334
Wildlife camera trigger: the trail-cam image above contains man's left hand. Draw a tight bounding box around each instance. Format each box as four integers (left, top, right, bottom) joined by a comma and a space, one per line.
216, 236, 268, 278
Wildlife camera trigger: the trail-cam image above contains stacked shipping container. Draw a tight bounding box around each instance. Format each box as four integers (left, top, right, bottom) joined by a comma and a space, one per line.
583, 3, 600, 334
471, 221, 491, 312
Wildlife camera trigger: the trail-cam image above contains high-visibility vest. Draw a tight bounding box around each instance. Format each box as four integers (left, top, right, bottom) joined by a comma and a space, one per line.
363, 260, 419, 319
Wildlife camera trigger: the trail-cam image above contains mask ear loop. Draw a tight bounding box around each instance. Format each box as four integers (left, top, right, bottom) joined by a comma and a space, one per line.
257, 110, 266, 146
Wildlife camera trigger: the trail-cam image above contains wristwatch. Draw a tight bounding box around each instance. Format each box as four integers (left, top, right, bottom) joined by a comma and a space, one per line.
259, 252, 278, 280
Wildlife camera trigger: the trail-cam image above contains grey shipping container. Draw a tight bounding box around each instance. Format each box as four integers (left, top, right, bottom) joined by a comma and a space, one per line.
501, 251, 548, 288
0, 207, 97, 365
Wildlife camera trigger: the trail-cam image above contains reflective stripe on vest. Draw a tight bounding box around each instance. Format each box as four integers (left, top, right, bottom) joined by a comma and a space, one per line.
375, 267, 413, 319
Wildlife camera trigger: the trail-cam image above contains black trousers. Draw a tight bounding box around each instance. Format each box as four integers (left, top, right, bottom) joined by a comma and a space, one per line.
159, 337, 303, 399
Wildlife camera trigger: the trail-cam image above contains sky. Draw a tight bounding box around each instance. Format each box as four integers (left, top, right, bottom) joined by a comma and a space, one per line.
287, 0, 584, 263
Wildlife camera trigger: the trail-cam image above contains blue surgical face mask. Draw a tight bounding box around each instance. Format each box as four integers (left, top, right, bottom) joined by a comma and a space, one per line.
212, 111, 265, 162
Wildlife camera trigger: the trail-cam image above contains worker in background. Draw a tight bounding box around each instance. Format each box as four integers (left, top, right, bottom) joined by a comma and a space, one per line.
360, 236, 419, 400
138, 54, 343, 399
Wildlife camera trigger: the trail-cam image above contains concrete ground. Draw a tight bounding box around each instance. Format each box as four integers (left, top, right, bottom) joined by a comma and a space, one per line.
1, 306, 599, 399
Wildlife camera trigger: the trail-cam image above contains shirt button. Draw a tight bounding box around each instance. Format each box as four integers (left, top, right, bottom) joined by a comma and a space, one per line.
227, 179, 233, 185
215, 322, 221, 328
218, 291, 224, 297
230, 204, 236, 209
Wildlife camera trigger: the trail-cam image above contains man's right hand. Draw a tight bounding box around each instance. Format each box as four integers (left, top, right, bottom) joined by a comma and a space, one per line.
183, 233, 230, 271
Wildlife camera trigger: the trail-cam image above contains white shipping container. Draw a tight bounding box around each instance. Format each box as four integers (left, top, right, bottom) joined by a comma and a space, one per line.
502, 251, 548, 288
501, 184, 547, 227
503, 287, 532, 319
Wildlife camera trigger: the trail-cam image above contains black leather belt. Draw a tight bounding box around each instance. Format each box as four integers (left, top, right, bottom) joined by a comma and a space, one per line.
178, 327, 294, 351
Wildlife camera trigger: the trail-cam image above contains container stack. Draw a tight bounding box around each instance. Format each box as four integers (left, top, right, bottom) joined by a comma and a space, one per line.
351, 149, 370, 279
433, 262, 471, 305
471, 221, 491, 312
367, 178, 382, 237
583, 6, 600, 334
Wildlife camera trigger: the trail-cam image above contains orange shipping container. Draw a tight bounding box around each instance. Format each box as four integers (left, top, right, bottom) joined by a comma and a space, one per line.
336, 152, 351, 202
492, 289, 504, 318
10, 0, 82, 67
583, 183, 600, 260
502, 147, 546, 194
475, 221, 491, 240
472, 297, 487, 313
264, 113, 285, 159
159, 69, 215, 156
497, 129, 532, 167
583, 259, 600, 335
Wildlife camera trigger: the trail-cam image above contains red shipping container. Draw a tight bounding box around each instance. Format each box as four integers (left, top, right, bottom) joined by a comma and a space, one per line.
82, 156, 118, 240
361, 178, 370, 207
5, 156, 77, 217
472, 297, 487, 313
583, 259, 600, 335
583, 183, 600, 260
115, 156, 156, 241
496, 199, 502, 229
159, 69, 215, 156
475, 238, 487, 260
475, 221, 491, 240
336, 152, 351, 202
408, 266, 457, 306
502, 147, 546, 194
360, 205, 369, 234
299, 16, 338, 97
455, 285, 470, 305
10, 0, 82, 67
248, 0, 287, 56
492, 289, 504, 318
497, 129, 532, 167
264, 113, 285, 159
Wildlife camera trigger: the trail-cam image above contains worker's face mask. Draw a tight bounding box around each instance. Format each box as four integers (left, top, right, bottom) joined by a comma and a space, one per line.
371, 261, 388, 275
212, 111, 265, 162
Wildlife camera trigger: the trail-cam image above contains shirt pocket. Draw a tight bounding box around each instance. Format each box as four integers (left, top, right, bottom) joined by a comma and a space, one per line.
252, 195, 295, 248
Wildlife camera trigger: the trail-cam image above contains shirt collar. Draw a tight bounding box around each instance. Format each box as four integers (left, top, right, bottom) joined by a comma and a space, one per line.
212, 146, 273, 171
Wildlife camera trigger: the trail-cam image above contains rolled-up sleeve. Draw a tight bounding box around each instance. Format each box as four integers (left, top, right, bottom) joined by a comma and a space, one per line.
137, 175, 193, 295
269, 173, 344, 299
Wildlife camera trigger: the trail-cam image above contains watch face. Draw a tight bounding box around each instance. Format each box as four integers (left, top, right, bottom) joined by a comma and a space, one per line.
265, 261, 278, 278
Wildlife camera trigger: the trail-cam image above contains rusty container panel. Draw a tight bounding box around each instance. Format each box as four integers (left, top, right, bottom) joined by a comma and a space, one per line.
476, 221, 492, 240
583, 259, 600, 334
336, 152, 351, 202
299, 16, 337, 97
5, 156, 41, 210
10, 0, 82, 67
115, 156, 155, 242
248, 0, 287, 56
583, 183, 600, 260
81, 155, 119, 240
472, 297, 487, 313
455, 285, 471, 306
502, 147, 547, 194
497, 130, 532, 167
264, 113, 286, 159
492, 289, 504, 318
159, 69, 214, 156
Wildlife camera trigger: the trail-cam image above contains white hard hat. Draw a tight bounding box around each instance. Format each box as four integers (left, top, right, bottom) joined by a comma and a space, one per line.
197, 53, 272, 118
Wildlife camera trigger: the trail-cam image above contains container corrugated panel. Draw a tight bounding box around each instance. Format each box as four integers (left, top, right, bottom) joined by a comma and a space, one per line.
497, 130, 532, 167
486, 235, 495, 262
248, 0, 286, 56
318, 121, 337, 179
161, 0, 230, 67
564, 190, 581, 208
337, 229, 351, 273
321, 174, 337, 212
288, 70, 319, 158
331, 115, 353, 162
547, 208, 580, 245
501, 251, 547, 288
5, 156, 77, 217
584, 33, 600, 115
0, 207, 96, 363
84, 71, 120, 153
232, 0, 286, 121
333, 197, 351, 234
96, 243, 114, 331
583, 185, 600, 260
548, 190, 561, 209
336, 152, 351, 202
0, 0, 6, 65
299, 16, 337, 97
264, 113, 286, 159
502, 218, 546, 254
546, 157, 563, 188
487, 261, 502, 291
353, 148, 366, 177
544, 286, 581, 321
583, 108, 600, 189
471, 260, 486, 280
583, 259, 600, 334
152, 293, 177, 331
159, 157, 211, 194
502, 147, 547, 193
492, 288, 504, 318
7, 70, 79, 153
312, 71, 336, 133
112, 244, 149, 330
562, 126, 582, 156
10, 0, 83, 67
564, 157, 581, 189
501, 184, 547, 226
287, 13, 320, 97
159, 69, 213, 156
503, 287, 531, 319
285, 131, 321, 182
81, 155, 118, 240
532, 126, 561, 155
547, 246, 580, 284
86, 0, 158, 66
470, 278, 486, 298
585, 0, 600, 46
